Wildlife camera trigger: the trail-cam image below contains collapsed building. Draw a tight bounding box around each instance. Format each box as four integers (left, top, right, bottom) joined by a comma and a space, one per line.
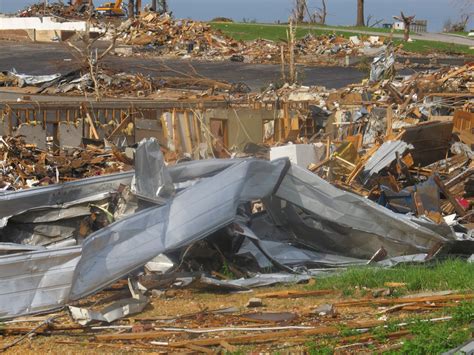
0, 5, 472, 350
0, 62, 472, 321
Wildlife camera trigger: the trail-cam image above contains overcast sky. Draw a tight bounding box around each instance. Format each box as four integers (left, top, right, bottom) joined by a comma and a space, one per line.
0, 0, 471, 32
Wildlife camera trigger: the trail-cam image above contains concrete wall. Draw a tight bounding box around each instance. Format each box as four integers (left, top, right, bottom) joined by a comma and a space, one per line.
0, 17, 100, 32
16, 124, 47, 150
58, 121, 83, 148
0, 17, 102, 42
0, 29, 34, 41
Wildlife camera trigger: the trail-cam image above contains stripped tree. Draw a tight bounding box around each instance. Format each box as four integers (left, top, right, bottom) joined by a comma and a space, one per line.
394, 12, 415, 41
313, 0, 327, 25
294, 0, 306, 23
356, 0, 365, 26
66, 9, 126, 100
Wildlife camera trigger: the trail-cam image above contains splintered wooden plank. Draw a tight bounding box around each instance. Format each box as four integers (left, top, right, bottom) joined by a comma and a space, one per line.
107, 115, 131, 140
168, 320, 385, 348
96, 331, 180, 341
433, 175, 467, 217
335, 293, 474, 307
256, 290, 335, 299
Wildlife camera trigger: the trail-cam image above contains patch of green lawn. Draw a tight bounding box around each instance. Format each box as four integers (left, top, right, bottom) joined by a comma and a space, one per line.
210, 22, 474, 56
307, 258, 474, 294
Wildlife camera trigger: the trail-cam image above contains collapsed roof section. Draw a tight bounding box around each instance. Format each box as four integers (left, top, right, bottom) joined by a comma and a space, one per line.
0, 139, 462, 319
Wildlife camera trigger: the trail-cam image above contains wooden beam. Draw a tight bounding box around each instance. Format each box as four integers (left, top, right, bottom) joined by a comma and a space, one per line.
433, 174, 467, 217
106, 115, 131, 140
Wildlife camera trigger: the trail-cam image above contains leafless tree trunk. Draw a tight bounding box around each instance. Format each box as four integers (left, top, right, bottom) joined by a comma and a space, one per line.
128, 0, 135, 17
313, 0, 327, 25
399, 12, 415, 41
287, 19, 297, 83
160, 0, 169, 13
67, 14, 123, 100
356, 0, 365, 26
460, 14, 470, 30
294, 0, 306, 23
320, 0, 327, 24
151, 0, 157, 11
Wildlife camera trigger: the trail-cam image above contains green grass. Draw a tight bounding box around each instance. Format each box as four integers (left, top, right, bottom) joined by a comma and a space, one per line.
394, 38, 474, 55
395, 301, 474, 353
305, 301, 474, 354
307, 259, 474, 294
210, 22, 474, 56
312, 24, 403, 34
211, 22, 365, 42
448, 31, 471, 37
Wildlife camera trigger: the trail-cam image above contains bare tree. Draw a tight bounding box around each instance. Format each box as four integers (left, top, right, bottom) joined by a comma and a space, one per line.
366, 14, 383, 28
67, 12, 124, 100
294, 0, 306, 23
356, 0, 365, 26
128, 0, 135, 17
394, 12, 415, 41
450, 0, 473, 31
287, 19, 297, 83
313, 0, 327, 25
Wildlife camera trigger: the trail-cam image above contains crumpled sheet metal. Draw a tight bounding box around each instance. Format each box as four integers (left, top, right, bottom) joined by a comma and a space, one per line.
237, 238, 368, 269
0, 242, 43, 255
70, 158, 289, 299
0, 246, 82, 318
0, 157, 455, 319
0, 171, 134, 225
369, 49, 395, 83
9, 69, 61, 87
177, 273, 311, 291
273, 164, 454, 259
69, 297, 148, 325
0, 158, 289, 319
133, 138, 175, 201
69, 277, 149, 325
361, 140, 413, 184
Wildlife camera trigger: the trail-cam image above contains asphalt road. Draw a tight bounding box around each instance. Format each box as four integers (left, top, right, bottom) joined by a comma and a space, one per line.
0, 41, 367, 90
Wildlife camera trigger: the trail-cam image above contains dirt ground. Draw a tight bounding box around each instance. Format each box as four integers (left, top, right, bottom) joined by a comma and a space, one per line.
1, 279, 470, 354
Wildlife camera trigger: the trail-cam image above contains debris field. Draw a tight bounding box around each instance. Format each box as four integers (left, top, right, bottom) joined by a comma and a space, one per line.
0, 2, 473, 353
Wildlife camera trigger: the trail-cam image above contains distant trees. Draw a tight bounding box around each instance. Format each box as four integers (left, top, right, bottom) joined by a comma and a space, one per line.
356, 0, 364, 26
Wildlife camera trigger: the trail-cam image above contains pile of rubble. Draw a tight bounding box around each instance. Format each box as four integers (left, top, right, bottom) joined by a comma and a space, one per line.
17, 2, 85, 19
121, 12, 241, 58
0, 136, 472, 352
119, 12, 386, 64
259, 62, 474, 232
0, 42, 472, 352
0, 68, 249, 98
0, 136, 132, 190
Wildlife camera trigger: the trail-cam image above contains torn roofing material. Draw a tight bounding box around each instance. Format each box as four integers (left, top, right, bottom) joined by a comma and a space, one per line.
360, 140, 413, 184
70, 158, 290, 299
273, 164, 454, 259
0, 157, 289, 318
0, 171, 134, 222
0, 146, 457, 319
